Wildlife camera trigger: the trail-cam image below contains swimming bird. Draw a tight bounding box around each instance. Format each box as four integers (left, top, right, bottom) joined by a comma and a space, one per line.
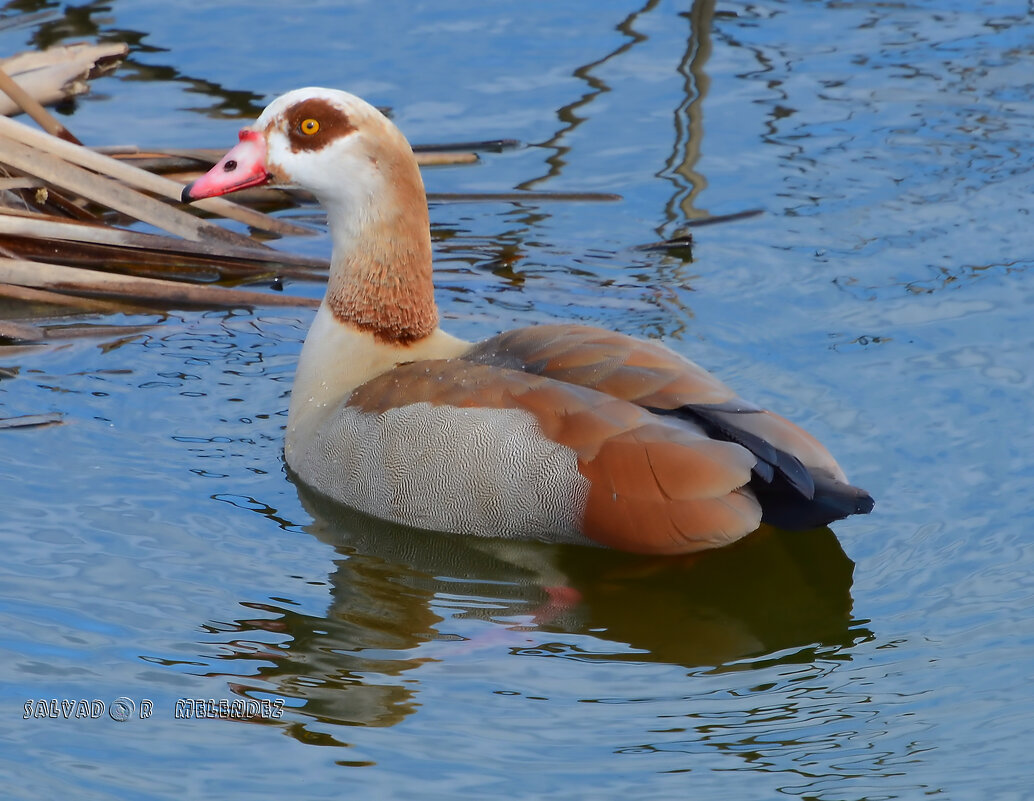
183, 87, 873, 555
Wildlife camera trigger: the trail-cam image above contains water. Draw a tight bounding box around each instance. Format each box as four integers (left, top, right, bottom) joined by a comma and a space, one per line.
2, 1, 1033, 798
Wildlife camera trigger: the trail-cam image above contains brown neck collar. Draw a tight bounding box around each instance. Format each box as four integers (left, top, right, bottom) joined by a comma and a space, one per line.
326, 234, 438, 345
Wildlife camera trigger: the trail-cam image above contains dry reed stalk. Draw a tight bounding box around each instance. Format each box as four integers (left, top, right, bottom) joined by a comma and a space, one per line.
0, 257, 319, 310
100, 145, 482, 168
0, 64, 82, 143
0, 114, 313, 238
0, 318, 43, 341
0, 43, 128, 116
0, 212, 327, 272
0, 135, 262, 246
0, 412, 63, 430
0, 280, 152, 314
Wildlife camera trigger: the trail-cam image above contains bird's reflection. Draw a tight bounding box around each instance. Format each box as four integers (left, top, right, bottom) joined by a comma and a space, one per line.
207, 482, 865, 735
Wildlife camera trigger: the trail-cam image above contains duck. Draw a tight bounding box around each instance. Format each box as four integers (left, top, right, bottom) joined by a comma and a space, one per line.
182, 87, 873, 555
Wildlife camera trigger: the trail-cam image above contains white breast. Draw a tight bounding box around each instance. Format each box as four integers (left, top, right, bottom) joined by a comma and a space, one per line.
285, 302, 469, 466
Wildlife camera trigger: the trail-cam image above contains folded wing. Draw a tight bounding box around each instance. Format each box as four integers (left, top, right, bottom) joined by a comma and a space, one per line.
465, 325, 874, 530
342, 359, 763, 554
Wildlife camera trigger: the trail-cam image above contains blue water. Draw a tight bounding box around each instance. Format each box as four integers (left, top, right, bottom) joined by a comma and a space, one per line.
2, 1, 1032, 798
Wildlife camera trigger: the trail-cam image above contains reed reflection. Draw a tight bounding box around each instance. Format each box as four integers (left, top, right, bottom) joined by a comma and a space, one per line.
9, 0, 266, 118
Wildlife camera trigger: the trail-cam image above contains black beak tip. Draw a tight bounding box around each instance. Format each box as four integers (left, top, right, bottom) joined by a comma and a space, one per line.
180, 183, 195, 204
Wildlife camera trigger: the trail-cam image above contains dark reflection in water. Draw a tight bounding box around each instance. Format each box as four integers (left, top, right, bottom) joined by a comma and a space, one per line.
521, 0, 659, 191
202, 484, 866, 739
7, 0, 266, 118
660, 0, 713, 226
523, 0, 716, 234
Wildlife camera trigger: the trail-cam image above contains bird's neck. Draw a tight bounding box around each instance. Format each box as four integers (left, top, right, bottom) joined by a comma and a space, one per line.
286, 177, 469, 461
322, 165, 439, 345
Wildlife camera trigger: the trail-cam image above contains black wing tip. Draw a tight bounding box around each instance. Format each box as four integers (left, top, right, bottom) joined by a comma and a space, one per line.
854, 489, 876, 516
643, 403, 876, 530
759, 475, 874, 530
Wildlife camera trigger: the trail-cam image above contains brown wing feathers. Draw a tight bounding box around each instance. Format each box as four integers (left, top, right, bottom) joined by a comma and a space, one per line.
465, 324, 874, 532
346, 325, 872, 551
580, 431, 761, 553
467, 325, 738, 408
347, 359, 762, 554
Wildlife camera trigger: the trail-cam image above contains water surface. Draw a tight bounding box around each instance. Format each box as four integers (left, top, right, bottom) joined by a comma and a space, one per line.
2, 1, 1032, 798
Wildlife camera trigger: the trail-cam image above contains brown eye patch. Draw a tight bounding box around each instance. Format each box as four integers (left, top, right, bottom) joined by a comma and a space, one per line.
284, 98, 356, 153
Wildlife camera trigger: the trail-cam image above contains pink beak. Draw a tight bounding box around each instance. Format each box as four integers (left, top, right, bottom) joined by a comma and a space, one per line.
181, 129, 270, 202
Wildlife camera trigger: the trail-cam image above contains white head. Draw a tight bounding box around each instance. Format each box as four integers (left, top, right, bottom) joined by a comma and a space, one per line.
184, 87, 426, 237
184, 87, 437, 344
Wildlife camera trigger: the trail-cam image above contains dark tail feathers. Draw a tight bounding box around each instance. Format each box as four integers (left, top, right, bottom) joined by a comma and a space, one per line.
753, 472, 874, 530
652, 403, 874, 530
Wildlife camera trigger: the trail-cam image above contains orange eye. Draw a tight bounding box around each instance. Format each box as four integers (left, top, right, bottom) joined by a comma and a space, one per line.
300, 118, 320, 135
